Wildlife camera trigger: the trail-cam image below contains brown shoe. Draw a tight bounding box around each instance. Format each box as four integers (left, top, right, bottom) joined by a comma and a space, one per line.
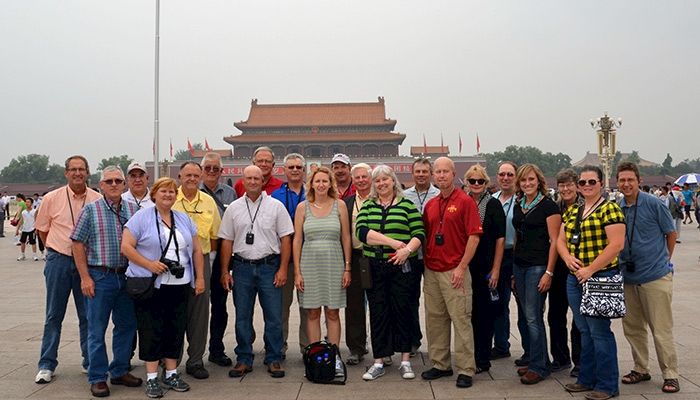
110, 372, 143, 387
267, 361, 285, 378
565, 383, 593, 392
517, 367, 528, 376
228, 362, 253, 378
90, 381, 110, 397
520, 370, 545, 385
584, 391, 613, 400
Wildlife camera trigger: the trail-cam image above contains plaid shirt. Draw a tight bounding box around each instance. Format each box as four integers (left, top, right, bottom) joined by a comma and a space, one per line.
562, 200, 625, 271
70, 198, 138, 267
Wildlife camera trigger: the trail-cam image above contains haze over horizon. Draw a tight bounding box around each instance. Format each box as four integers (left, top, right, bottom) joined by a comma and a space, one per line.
2, 1, 698, 168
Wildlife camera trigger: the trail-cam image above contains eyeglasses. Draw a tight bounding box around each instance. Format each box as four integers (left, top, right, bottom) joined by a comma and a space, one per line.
102, 179, 125, 185
467, 178, 486, 185
557, 182, 576, 189
67, 168, 87, 173
498, 172, 515, 177
286, 165, 304, 170
578, 179, 599, 186
203, 165, 221, 173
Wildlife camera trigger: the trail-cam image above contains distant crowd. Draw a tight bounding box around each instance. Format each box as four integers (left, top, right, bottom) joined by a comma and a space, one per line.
1, 147, 687, 399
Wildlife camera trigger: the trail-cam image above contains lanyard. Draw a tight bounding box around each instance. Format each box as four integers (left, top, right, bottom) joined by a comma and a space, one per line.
245, 195, 263, 231
284, 183, 304, 214
104, 199, 127, 230
415, 188, 430, 212
66, 187, 87, 227
180, 191, 202, 214
623, 198, 637, 255
154, 208, 180, 262
437, 189, 456, 234
496, 192, 514, 218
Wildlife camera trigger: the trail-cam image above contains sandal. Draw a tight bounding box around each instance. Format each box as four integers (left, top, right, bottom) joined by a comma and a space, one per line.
662, 378, 680, 393
622, 370, 651, 384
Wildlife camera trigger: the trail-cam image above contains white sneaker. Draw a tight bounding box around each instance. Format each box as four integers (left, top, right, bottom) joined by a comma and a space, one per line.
35, 369, 54, 384
33, 255, 39, 261
17, 255, 25, 261
362, 364, 385, 381
335, 357, 344, 377
81, 366, 88, 374
399, 363, 415, 379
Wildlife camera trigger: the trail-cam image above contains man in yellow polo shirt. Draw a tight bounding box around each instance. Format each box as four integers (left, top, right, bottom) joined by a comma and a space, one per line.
173, 161, 222, 379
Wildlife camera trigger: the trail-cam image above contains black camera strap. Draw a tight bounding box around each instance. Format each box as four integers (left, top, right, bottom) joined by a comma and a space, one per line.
572, 204, 584, 254
154, 208, 180, 264
623, 197, 637, 257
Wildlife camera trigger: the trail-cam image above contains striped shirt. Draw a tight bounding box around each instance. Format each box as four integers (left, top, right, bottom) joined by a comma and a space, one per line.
355, 197, 425, 259
70, 198, 138, 267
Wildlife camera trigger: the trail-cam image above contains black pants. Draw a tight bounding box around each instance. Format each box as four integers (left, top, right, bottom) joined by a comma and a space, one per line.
547, 260, 581, 366
345, 250, 367, 356
471, 266, 501, 369
134, 284, 189, 361
409, 258, 425, 348
208, 250, 230, 356
366, 259, 415, 359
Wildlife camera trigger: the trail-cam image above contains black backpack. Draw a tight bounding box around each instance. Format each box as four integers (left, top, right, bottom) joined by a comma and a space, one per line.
302, 341, 346, 385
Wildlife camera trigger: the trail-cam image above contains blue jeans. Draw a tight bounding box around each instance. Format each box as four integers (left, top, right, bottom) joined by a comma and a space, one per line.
38, 250, 89, 371
567, 272, 619, 396
85, 269, 137, 384
513, 263, 550, 376
232, 256, 283, 365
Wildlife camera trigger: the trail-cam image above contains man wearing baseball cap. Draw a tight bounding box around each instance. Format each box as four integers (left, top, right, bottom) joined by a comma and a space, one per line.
122, 162, 154, 209
331, 153, 355, 200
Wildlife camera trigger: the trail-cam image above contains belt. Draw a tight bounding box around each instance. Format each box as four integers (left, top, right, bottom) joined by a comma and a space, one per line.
352, 249, 364, 255
233, 254, 279, 265
88, 265, 126, 274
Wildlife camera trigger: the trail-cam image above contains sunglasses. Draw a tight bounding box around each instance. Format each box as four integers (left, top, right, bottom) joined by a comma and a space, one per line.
103, 179, 125, 185
498, 172, 515, 177
286, 165, 304, 170
203, 166, 221, 173
578, 179, 599, 186
467, 178, 486, 185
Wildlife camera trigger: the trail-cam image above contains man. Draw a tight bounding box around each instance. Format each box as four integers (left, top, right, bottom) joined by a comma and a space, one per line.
617, 162, 680, 394
233, 146, 284, 197
0, 193, 6, 236
121, 162, 154, 209
331, 153, 355, 199
219, 165, 294, 378
71, 166, 142, 397
34, 155, 102, 384
421, 157, 482, 389
343, 162, 372, 365
681, 183, 694, 224
3, 192, 10, 220
199, 152, 237, 368
271, 153, 308, 357
490, 161, 530, 367
403, 157, 440, 354
172, 161, 222, 380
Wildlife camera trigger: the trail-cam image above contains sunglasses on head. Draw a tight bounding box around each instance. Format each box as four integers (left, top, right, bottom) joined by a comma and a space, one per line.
103, 179, 125, 185
498, 172, 515, 177
203, 166, 221, 173
467, 178, 486, 185
578, 179, 599, 186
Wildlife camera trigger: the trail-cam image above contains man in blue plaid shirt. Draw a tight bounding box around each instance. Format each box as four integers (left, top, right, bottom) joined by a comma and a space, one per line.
71, 166, 142, 398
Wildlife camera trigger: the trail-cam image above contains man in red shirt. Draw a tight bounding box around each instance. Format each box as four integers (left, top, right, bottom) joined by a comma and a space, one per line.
331, 153, 356, 200
234, 147, 284, 197
421, 157, 482, 389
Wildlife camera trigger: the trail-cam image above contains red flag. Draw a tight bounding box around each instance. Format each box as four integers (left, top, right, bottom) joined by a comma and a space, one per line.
423, 134, 427, 154
204, 139, 211, 151
459, 133, 463, 154
169, 138, 173, 158
187, 138, 195, 156
476, 133, 481, 154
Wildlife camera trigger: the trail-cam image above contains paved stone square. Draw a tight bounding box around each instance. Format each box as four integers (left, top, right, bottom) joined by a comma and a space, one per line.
0, 223, 698, 399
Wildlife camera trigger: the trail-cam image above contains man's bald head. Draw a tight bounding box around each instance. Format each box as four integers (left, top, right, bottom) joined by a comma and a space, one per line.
243, 165, 264, 198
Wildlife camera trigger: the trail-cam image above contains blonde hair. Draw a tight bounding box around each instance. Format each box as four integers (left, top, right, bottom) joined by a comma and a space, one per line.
306, 167, 338, 203
515, 163, 547, 196
150, 177, 178, 201
464, 164, 490, 185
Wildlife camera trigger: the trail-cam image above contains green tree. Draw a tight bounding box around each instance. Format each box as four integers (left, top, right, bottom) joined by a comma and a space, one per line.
483, 145, 571, 176
0, 154, 65, 184
626, 151, 641, 164
174, 143, 203, 161
97, 155, 133, 174
662, 153, 673, 169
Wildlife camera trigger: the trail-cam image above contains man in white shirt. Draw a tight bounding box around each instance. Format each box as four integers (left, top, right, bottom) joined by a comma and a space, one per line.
122, 162, 154, 209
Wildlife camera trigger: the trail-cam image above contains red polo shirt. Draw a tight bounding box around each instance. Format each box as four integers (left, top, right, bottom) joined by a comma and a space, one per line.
234, 176, 284, 198
423, 188, 483, 272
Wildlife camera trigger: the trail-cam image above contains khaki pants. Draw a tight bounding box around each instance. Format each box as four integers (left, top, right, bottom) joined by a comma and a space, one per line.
622, 272, 678, 379
424, 267, 475, 375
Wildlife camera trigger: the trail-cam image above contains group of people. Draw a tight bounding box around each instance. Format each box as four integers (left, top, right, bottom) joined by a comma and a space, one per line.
26, 148, 681, 399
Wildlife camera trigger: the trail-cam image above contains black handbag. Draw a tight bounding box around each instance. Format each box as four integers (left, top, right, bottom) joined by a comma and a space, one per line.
125, 275, 157, 301
580, 270, 626, 319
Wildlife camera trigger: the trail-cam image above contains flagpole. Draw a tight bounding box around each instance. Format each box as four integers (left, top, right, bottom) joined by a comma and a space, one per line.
153, 0, 161, 180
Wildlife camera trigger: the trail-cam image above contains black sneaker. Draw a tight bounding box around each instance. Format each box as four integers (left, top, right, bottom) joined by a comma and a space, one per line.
208, 353, 233, 367
514, 355, 530, 367
421, 367, 454, 380
185, 364, 209, 379
456, 374, 473, 388
489, 349, 511, 360
162, 373, 190, 392
145, 378, 164, 398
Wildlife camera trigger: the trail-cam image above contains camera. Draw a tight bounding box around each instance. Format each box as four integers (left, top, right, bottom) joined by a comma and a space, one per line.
570, 233, 580, 246
435, 233, 444, 246
246, 232, 255, 245
161, 257, 185, 279
625, 261, 636, 273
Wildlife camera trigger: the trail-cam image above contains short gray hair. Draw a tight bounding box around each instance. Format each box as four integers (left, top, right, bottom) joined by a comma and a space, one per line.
351, 162, 372, 176
253, 146, 275, 161
283, 153, 306, 167
201, 152, 223, 168
100, 165, 125, 181
369, 164, 403, 200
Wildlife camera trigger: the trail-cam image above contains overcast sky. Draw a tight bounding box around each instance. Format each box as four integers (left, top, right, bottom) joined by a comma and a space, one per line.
2, 0, 698, 169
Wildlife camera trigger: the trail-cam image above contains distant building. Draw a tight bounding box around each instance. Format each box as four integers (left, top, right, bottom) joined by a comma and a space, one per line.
573, 151, 659, 168
409, 146, 450, 158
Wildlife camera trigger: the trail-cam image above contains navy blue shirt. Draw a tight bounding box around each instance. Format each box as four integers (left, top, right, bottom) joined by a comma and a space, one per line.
271, 183, 305, 221
618, 191, 676, 284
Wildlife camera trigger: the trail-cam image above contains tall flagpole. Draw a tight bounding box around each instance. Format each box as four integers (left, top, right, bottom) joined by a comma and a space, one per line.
153, 0, 161, 179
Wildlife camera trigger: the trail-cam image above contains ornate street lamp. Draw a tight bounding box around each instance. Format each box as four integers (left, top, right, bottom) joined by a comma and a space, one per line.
590, 112, 622, 190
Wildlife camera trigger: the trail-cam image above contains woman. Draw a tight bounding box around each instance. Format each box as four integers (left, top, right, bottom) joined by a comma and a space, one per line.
121, 177, 204, 399
293, 167, 352, 376
557, 165, 625, 400
464, 165, 505, 374
512, 163, 560, 384
16, 197, 39, 261
355, 165, 425, 381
